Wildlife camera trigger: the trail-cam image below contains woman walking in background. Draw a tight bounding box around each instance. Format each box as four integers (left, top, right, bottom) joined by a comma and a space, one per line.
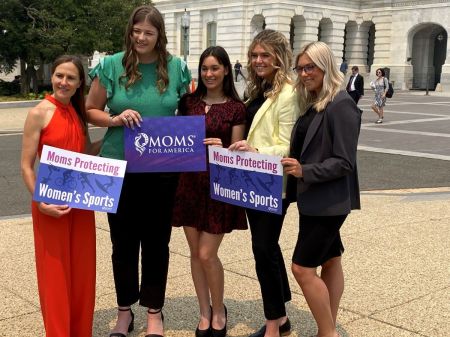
370, 68, 389, 124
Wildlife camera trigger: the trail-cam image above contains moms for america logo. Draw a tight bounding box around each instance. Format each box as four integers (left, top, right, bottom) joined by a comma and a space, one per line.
133, 132, 197, 156
125, 116, 206, 172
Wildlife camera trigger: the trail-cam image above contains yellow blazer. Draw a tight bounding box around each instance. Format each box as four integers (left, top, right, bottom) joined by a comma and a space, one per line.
247, 82, 300, 194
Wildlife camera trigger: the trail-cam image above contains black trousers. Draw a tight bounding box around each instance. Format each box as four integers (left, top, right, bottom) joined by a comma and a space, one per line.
246, 200, 291, 320
108, 172, 179, 308
348, 90, 361, 104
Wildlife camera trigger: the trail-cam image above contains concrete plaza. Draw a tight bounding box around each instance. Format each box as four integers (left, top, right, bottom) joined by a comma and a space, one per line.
0, 91, 449, 336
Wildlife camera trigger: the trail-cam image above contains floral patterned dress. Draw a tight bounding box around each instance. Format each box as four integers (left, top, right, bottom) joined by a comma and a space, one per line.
373, 77, 388, 107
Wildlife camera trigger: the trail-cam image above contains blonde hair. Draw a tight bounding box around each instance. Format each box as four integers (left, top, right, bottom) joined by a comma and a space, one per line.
295, 41, 343, 113
121, 5, 169, 93
246, 30, 293, 102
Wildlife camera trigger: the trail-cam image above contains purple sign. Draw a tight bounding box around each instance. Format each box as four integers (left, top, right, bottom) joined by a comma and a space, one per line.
124, 116, 206, 172
209, 147, 283, 214
33, 145, 127, 213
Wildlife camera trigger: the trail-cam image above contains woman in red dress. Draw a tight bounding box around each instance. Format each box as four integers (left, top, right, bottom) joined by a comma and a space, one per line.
21, 55, 101, 337
172, 46, 247, 337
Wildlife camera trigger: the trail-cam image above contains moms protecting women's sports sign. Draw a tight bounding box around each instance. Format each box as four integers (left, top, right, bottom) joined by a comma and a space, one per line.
124, 116, 206, 172
33, 145, 126, 213
208, 147, 282, 214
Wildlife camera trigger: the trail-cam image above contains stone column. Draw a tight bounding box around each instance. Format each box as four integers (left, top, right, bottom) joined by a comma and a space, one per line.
164, 12, 177, 54
327, 20, 346, 64
345, 21, 370, 73
301, 14, 321, 49
187, 10, 202, 70
439, 37, 450, 91
264, 8, 294, 40
370, 15, 393, 78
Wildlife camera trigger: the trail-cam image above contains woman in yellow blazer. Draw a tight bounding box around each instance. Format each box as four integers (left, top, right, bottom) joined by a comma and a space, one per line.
229, 29, 300, 337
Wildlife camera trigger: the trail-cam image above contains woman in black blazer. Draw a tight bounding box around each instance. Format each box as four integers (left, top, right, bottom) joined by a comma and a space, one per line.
281, 42, 361, 337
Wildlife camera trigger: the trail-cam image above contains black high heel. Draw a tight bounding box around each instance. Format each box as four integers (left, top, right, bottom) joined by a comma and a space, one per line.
211, 305, 227, 337
195, 305, 212, 337
145, 308, 164, 337
109, 307, 134, 337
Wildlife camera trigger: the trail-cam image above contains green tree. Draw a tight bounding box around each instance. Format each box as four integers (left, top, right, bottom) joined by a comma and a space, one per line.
0, 0, 152, 94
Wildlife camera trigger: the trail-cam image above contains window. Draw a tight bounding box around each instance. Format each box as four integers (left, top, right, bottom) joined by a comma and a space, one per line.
207, 22, 217, 47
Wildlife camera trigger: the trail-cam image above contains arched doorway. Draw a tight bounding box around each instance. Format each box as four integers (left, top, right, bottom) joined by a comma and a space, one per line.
318, 18, 332, 44
409, 23, 447, 90
250, 15, 266, 38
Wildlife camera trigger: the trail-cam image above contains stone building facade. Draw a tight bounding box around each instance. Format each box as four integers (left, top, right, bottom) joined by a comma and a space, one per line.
154, 0, 450, 91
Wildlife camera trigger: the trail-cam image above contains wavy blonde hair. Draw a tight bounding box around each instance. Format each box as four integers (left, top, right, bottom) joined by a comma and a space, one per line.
295, 41, 343, 113
121, 5, 170, 93
246, 30, 293, 102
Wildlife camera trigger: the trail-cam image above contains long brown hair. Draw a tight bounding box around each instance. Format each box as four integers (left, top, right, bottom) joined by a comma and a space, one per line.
51, 55, 87, 129
121, 5, 170, 93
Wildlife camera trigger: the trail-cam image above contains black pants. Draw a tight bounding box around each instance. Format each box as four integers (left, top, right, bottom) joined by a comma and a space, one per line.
108, 172, 179, 308
348, 90, 361, 104
246, 200, 291, 320
235, 70, 246, 82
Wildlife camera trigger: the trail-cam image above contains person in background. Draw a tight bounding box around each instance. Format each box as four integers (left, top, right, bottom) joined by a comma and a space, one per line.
346, 66, 364, 108
85, 5, 191, 337
21, 55, 101, 337
234, 59, 246, 82
339, 59, 348, 76
229, 29, 300, 337
370, 68, 389, 124
172, 45, 247, 337
282, 41, 361, 337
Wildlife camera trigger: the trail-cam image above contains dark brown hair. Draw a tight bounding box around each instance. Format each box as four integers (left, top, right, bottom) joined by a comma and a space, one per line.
193, 46, 240, 102
51, 55, 87, 130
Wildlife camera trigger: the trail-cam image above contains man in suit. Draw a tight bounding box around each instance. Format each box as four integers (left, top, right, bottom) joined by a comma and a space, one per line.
346, 66, 364, 104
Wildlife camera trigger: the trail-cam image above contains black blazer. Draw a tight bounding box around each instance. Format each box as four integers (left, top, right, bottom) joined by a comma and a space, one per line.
292, 91, 361, 216
347, 74, 364, 97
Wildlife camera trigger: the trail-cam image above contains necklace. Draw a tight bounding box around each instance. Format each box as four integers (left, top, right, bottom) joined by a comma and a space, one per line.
203, 96, 227, 106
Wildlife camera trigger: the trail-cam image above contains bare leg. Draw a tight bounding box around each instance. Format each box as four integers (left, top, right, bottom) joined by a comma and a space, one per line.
320, 257, 344, 325
292, 263, 339, 337
371, 104, 380, 118
197, 231, 226, 330
184, 226, 213, 330
111, 306, 133, 336
265, 316, 288, 337
146, 308, 164, 336
379, 107, 384, 119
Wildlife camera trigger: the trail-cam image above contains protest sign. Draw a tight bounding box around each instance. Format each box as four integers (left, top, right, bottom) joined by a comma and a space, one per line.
124, 116, 206, 172
33, 145, 126, 213
208, 147, 283, 214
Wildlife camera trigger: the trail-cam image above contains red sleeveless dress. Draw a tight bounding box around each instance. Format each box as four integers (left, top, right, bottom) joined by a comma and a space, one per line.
32, 95, 96, 337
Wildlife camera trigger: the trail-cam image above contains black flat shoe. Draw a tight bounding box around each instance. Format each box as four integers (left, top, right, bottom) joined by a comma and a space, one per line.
211, 305, 227, 337
249, 317, 291, 337
109, 307, 135, 337
145, 308, 164, 337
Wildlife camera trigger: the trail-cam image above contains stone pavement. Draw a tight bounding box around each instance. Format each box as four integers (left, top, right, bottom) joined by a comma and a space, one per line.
1, 190, 449, 337
1, 93, 449, 337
